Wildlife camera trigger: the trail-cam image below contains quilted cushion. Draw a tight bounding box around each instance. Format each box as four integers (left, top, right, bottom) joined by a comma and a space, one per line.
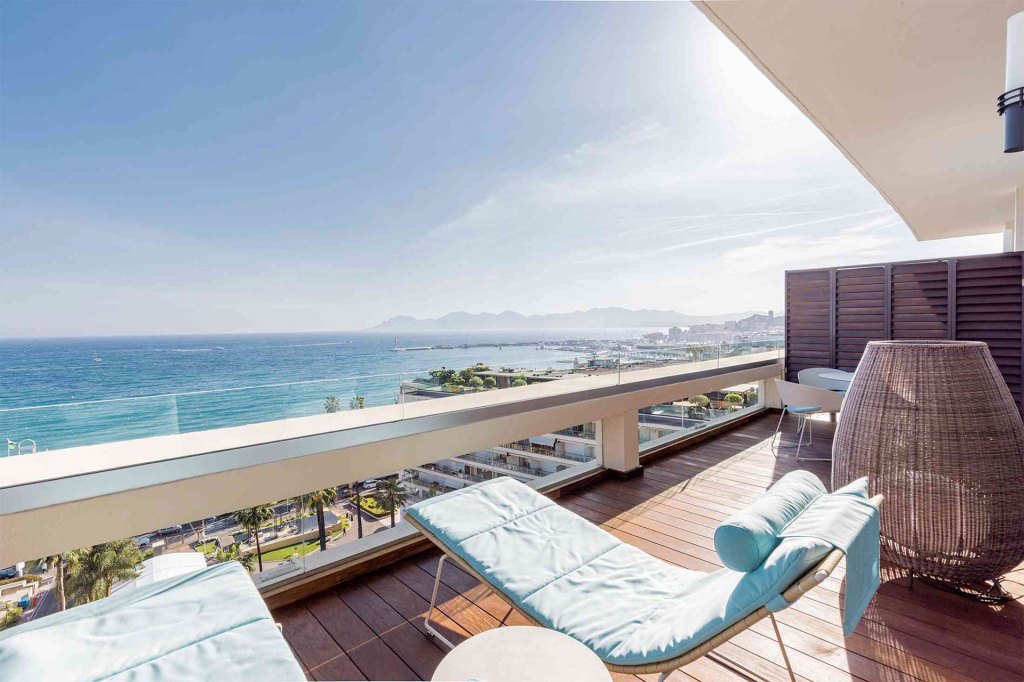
0, 561, 304, 681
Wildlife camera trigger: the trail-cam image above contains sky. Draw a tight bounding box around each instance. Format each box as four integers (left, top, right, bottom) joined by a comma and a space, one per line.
0, 1, 1001, 338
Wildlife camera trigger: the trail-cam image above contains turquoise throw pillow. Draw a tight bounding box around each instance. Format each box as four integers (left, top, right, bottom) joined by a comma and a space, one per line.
714, 470, 826, 572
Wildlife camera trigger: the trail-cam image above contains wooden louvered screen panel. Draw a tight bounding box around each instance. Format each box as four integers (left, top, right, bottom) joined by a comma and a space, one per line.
835, 266, 886, 371
955, 254, 1023, 409
891, 261, 950, 339
785, 252, 1023, 415
784, 269, 831, 382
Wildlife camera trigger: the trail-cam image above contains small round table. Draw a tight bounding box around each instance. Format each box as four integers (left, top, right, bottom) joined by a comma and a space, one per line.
431, 626, 611, 682
819, 370, 854, 382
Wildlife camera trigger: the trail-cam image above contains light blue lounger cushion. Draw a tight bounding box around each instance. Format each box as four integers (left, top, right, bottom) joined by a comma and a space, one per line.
406, 477, 831, 666
0, 561, 304, 682
713, 470, 827, 572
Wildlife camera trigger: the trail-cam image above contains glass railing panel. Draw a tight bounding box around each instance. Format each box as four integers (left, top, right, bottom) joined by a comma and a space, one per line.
639, 380, 763, 452
2, 335, 782, 457
0, 371, 415, 454
10, 415, 605, 606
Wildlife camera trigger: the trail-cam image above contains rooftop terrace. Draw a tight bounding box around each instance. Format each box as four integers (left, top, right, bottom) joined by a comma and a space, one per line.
272, 414, 1024, 682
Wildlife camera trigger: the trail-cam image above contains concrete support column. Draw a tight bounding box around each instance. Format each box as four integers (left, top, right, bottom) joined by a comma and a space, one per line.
599, 410, 642, 479
762, 374, 785, 410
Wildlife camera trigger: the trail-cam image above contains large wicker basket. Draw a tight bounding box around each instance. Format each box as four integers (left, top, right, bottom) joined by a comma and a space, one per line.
833, 340, 1024, 584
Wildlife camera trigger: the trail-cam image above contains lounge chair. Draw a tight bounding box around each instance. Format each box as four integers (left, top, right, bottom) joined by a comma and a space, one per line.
406, 473, 881, 682
0, 561, 304, 681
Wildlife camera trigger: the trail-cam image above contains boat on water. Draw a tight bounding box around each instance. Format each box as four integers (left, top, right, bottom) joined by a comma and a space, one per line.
390, 338, 434, 352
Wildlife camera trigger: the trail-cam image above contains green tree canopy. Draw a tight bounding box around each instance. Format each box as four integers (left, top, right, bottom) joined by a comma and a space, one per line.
723, 393, 744, 405
482, 376, 497, 389
65, 540, 143, 606
233, 504, 274, 573
303, 488, 339, 552
324, 396, 341, 413
373, 479, 410, 528
214, 543, 256, 573
429, 368, 459, 384
468, 376, 484, 388
350, 395, 365, 410
689, 394, 710, 408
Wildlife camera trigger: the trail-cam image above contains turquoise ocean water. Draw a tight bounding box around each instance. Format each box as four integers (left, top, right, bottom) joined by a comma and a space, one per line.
0, 331, 636, 452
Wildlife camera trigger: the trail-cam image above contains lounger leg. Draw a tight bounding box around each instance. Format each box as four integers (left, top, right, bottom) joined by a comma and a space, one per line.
770, 613, 797, 682
657, 672, 671, 682
424, 555, 457, 650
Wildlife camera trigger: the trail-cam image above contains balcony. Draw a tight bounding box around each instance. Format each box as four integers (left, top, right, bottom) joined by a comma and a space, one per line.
272, 415, 1024, 681
496, 440, 594, 464
1, 335, 1022, 681
455, 452, 545, 478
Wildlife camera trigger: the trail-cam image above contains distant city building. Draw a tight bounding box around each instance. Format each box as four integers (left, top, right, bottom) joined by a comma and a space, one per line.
668, 326, 684, 342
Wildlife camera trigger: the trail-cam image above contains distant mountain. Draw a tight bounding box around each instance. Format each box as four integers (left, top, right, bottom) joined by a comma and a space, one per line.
369, 307, 763, 332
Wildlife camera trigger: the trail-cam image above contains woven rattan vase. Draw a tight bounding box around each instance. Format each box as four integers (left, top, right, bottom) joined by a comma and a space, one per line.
833, 340, 1024, 586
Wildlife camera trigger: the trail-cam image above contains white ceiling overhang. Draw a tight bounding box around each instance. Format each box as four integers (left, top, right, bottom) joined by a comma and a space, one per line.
695, 0, 1024, 241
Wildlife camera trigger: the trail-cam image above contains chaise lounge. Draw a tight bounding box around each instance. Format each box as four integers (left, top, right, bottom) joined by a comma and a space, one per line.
406, 472, 881, 681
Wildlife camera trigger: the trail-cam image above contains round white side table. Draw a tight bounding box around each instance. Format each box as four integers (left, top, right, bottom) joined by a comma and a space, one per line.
431, 626, 611, 682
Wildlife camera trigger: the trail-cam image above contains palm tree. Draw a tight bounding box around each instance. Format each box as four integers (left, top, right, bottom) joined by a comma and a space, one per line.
303, 488, 338, 551
65, 541, 143, 606
213, 543, 256, 573
350, 482, 364, 539
324, 396, 341, 413
374, 479, 410, 528
234, 505, 274, 572
349, 395, 365, 410
43, 552, 68, 611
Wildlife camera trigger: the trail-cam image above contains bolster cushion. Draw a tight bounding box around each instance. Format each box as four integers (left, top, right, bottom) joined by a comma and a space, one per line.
714, 470, 827, 572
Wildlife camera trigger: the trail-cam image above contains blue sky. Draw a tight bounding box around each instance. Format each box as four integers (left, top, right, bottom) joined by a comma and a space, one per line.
0, 2, 1000, 337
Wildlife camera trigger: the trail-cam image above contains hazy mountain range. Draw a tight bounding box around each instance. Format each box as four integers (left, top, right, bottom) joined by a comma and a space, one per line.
370, 307, 763, 332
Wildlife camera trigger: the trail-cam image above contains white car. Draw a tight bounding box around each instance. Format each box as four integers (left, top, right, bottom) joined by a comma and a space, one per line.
133, 536, 151, 547
156, 525, 183, 535
362, 479, 379, 490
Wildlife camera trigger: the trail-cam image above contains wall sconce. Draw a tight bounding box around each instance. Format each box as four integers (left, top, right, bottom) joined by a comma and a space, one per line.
1000, 12, 1023, 153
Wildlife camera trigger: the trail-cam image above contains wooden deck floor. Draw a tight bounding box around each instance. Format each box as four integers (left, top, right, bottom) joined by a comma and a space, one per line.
273, 413, 1024, 682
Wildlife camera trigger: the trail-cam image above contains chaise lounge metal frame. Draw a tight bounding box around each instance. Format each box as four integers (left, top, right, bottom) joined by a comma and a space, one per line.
408, 493, 883, 682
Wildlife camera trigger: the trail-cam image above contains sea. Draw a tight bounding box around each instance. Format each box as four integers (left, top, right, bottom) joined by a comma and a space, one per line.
0, 330, 646, 452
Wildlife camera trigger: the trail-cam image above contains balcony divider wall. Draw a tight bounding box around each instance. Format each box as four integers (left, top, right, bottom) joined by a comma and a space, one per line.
785, 251, 1024, 414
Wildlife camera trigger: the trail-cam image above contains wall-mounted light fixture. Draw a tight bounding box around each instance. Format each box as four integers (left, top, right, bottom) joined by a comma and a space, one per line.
1000, 12, 1023, 153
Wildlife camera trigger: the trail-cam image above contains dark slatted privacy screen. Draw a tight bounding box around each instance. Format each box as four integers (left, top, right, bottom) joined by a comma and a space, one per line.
785, 252, 1024, 414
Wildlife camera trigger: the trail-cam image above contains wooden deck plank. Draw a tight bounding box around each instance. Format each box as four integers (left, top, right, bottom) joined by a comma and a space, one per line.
305, 591, 419, 681
273, 414, 1024, 682
336, 582, 445, 681
363, 570, 471, 648
276, 604, 367, 681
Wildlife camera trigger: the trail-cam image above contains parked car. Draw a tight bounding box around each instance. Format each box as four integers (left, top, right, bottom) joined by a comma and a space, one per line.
0, 566, 17, 579
156, 525, 183, 535
133, 536, 151, 547
361, 479, 379, 491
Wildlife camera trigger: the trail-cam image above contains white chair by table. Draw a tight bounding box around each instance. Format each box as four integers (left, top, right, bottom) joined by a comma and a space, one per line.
771, 380, 845, 461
